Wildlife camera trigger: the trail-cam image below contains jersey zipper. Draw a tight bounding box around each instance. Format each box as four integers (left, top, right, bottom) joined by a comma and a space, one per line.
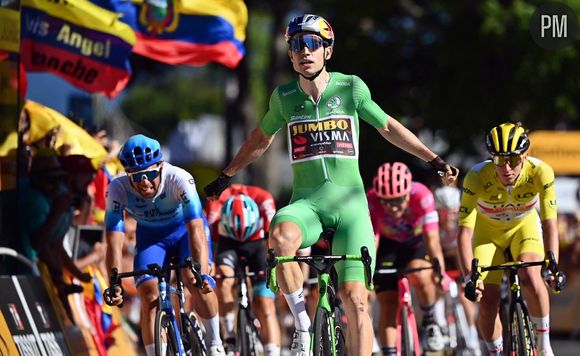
314, 98, 330, 181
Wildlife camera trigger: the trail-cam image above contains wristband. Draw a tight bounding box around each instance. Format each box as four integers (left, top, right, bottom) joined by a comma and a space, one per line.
429, 156, 447, 176
202, 274, 216, 289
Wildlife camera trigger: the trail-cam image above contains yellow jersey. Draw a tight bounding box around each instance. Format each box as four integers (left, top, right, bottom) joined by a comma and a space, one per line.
459, 157, 557, 230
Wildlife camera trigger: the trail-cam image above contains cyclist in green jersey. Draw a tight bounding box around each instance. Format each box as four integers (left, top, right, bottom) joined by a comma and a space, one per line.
205, 14, 459, 356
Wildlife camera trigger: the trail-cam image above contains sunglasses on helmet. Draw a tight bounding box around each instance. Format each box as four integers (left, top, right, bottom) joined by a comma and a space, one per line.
379, 195, 408, 206
289, 34, 325, 52
492, 155, 523, 167
128, 165, 160, 183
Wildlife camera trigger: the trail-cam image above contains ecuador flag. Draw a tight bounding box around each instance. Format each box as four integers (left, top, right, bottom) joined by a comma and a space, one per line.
92, 0, 247, 69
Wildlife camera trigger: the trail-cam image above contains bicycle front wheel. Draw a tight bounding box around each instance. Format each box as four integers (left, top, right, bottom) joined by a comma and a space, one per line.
512, 303, 535, 356
400, 306, 416, 356
236, 307, 252, 355
184, 311, 207, 356
313, 308, 333, 356
155, 309, 179, 356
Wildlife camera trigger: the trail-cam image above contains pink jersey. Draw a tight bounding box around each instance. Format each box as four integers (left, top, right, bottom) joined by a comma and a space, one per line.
367, 182, 439, 243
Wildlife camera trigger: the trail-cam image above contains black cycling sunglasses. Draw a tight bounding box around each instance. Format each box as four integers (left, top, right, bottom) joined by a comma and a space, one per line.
289, 34, 325, 52
128, 166, 160, 183
379, 195, 408, 206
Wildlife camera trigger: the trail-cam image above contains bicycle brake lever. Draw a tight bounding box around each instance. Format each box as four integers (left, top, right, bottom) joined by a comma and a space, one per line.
360, 246, 373, 289
105, 268, 124, 307
185, 257, 203, 288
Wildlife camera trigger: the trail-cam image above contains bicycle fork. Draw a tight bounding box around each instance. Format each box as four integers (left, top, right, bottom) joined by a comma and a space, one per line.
159, 278, 186, 354
396, 278, 421, 356
313, 276, 339, 355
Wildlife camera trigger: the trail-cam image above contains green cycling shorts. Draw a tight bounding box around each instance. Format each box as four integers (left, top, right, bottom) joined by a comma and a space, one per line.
271, 181, 376, 284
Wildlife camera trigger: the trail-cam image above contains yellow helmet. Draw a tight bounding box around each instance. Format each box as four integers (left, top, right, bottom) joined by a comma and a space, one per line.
485, 122, 530, 156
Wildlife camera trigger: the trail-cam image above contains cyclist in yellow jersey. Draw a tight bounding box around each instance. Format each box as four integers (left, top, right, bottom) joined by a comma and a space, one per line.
457, 122, 559, 356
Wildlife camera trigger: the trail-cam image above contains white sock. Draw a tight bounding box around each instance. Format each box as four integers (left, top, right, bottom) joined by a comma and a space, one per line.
220, 311, 235, 339
485, 337, 503, 355
283, 287, 311, 332
201, 315, 223, 346
532, 315, 552, 352
264, 343, 281, 356
433, 298, 447, 327
468, 324, 480, 349
144, 343, 155, 356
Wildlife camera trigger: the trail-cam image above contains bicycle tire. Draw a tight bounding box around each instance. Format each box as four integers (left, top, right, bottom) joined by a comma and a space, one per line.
235, 307, 249, 355
400, 306, 414, 356
334, 306, 346, 355
184, 311, 207, 356
313, 308, 333, 356
512, 302, 535, 356
246, 309, 263, 356
155, 309, 179, 356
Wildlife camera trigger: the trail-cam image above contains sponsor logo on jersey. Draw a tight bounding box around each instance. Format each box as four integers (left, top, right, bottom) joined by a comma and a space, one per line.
543, 181, 554, 190
326, 96, 341, 109
290, 114, 313, 121
515, 191, 536, 201
281, 89, 297, 96
294, 104, 305, 112
287, 116, 357, 162
335, 80, 351, 86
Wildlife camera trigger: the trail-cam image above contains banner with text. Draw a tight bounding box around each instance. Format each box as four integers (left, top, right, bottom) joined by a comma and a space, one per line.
20, 0, 136, 98
0, 275, 70, 355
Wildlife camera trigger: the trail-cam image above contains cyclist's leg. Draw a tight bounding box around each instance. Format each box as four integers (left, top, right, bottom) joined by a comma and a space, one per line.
270, 199, 321, 324
374, 238, 407, 354
510, 215, 552, 354
133, 237, 168, 356
214, 239, 238, 344
473, 231, 506, 354
177, 230, 224, 353
332, 194, 376, 356
247, 239, 281, 355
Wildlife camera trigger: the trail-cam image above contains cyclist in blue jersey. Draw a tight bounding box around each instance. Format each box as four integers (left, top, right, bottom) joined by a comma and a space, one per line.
103, 135, 225, 356
205, 15, 458, 356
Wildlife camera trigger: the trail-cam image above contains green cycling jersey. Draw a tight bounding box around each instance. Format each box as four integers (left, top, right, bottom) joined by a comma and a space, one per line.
260, 72, 389, 191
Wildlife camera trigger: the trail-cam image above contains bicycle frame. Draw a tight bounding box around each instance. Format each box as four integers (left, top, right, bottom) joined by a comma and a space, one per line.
469, 251, 566, 356
375, 261, 441, 356
443, 270, 472, 353
266, 246, 373, 356
215, 257, 263, 355
107, 257, 204, 356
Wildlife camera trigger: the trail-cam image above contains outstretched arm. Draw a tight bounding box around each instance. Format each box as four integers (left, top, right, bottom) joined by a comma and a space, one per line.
377, 117, 458, 184
377, 117, 437, 162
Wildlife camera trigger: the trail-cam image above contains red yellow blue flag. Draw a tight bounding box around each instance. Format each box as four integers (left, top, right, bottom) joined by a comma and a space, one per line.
92, 0, 247, 69
20, 0, 136, 98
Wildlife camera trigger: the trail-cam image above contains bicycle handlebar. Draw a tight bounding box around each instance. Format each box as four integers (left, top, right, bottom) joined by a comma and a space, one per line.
266, 246, 374, 293
467, 250, 566, 295
104, 257, 203, 307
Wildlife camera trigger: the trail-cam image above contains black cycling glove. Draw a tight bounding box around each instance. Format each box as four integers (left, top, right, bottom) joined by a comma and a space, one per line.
429, 156, 458, 177
203, 172, 232, 198
464, 280, 478, 302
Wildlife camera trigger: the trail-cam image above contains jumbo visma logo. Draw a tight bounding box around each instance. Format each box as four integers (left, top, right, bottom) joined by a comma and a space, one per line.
291, 119, 350, 136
